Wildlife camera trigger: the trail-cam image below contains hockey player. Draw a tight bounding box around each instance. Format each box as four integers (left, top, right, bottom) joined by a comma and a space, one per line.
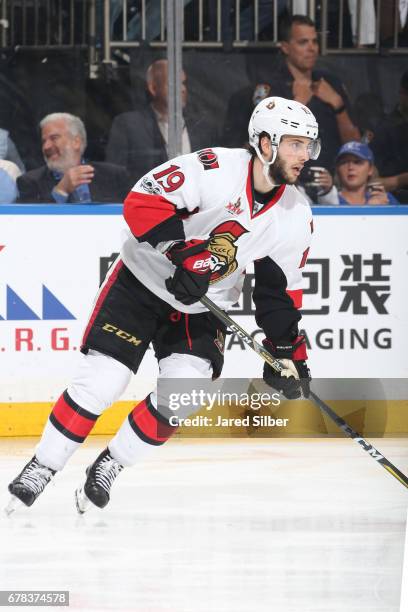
7, 96, 320, 514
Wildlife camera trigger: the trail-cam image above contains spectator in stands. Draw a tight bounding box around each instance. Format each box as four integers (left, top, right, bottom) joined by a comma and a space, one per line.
317, 141, 400, 205
0, 160, 22, 203
223, 14, 360, 172
370, 69, 408, 203
352, 92, 385, 144
17, 113, 130, 204
380, 1, 408, 47
109, 0, 191, 41
297, 165, 339, 205
0, 127, 25, 172
106, 58, 218, 181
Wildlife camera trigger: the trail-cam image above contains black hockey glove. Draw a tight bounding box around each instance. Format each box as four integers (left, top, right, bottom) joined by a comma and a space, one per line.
165, 239, 212, 305
262, 335, 311, 399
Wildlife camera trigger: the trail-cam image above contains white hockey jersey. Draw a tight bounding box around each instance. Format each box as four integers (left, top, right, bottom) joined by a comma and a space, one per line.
121, 147, 313, 340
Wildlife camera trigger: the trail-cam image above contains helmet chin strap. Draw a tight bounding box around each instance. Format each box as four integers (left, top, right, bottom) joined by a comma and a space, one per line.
254, 144, 278, 188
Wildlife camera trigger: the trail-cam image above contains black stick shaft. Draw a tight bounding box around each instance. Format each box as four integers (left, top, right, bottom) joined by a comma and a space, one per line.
200, 295, 408, 490
309, 391, 408, 489
200, 295, 284, 373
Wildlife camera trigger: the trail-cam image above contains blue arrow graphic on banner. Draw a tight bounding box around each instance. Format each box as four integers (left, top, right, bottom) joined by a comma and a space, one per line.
7, 286, 40, 320
42, 285, 76, 320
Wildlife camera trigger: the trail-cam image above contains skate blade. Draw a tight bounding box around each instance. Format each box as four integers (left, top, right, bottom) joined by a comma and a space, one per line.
75, 485, 92, 515
4, 495, 25, 517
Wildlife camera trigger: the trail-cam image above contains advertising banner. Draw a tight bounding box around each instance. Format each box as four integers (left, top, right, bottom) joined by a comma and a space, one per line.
0, 205, 407, 404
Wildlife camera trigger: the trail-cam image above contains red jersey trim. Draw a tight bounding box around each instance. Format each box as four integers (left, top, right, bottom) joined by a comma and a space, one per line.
246, 158, 254, 209
185, 314, 193, 350
246, 158, 286, 219
287, 289, 303, 309
124, 191, 178, 238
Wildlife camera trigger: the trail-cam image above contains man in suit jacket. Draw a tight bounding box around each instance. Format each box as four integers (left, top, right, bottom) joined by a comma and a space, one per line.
106, 59, 218, 182
17, 113, 130, 203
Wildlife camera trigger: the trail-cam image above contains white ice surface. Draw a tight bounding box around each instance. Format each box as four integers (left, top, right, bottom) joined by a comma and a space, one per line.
0, 437, 407, 612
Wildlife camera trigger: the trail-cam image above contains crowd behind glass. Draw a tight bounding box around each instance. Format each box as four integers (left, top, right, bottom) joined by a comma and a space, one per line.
1, 12, 407, 206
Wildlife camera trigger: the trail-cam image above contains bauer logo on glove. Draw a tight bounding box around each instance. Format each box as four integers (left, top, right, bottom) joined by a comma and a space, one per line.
262, 334, 311, 399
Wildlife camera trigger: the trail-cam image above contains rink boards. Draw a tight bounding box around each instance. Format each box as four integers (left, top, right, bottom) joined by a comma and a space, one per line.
0, 204, 407, 436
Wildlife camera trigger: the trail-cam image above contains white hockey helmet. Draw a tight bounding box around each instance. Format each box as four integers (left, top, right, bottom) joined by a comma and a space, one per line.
248, 96, 320, 166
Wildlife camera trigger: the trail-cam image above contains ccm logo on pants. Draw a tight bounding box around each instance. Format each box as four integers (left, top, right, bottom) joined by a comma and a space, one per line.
102, 323, 142, 346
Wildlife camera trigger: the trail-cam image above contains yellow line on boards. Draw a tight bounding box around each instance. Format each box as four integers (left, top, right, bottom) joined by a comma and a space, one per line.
0, 402, 133, 437
1, 400, 408, 437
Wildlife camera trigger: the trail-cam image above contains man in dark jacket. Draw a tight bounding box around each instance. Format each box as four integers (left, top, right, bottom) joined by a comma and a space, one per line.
17, 113, 130, 204
106, 59, 218, 182
370, 70, 408, 203
223, 14, 360, 172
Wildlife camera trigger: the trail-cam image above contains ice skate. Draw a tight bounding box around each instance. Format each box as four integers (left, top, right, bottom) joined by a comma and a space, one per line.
75, 448, 124, 514
6, 456, 56, 514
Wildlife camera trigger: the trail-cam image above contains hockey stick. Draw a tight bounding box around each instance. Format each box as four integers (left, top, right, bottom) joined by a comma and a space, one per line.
200, 294, 408, 490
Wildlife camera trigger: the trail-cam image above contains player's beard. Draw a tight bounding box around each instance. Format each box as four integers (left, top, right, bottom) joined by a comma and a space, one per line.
268, 153, 296, 185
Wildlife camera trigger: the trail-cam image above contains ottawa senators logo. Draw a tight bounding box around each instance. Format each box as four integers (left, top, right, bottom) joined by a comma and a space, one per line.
208, 221, 248, 284
197, 148, 219, 170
